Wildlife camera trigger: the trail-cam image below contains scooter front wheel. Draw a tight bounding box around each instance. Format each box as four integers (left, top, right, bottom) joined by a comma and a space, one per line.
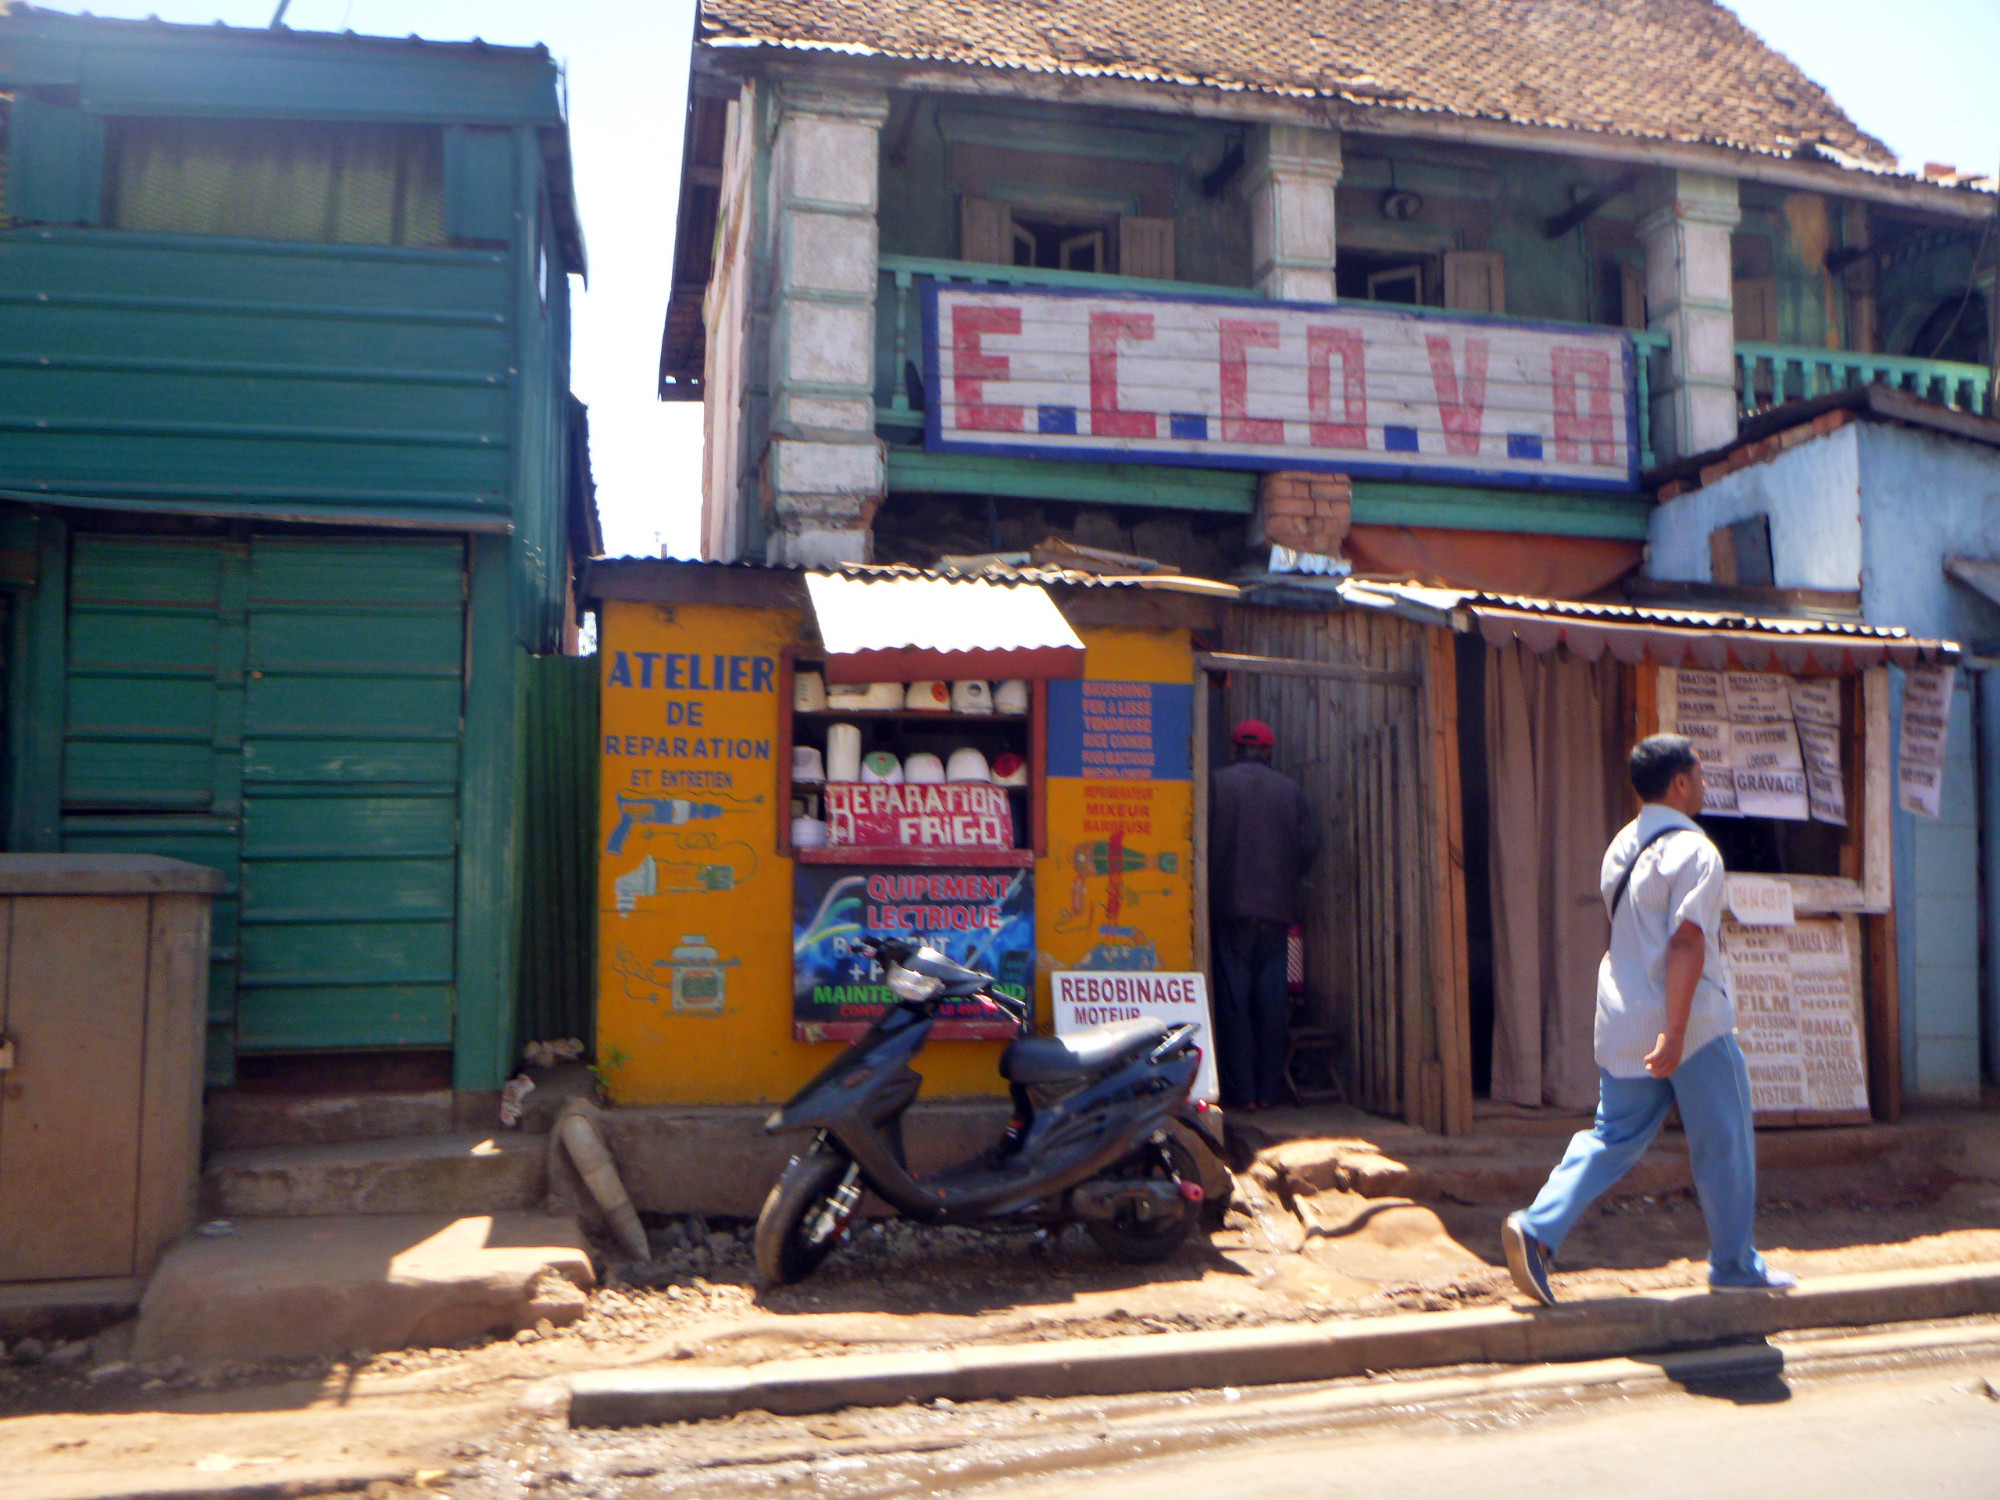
755, 1144, 858, 1285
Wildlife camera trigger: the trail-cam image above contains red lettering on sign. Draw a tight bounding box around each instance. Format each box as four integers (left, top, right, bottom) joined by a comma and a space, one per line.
1306, 326, 1367, 448
1089, 311, 1156, 439
953, 305, 1024, 431
1219, 318, 1284, 444
1551, 346, 1616, 465
1426, 335, 1489, 456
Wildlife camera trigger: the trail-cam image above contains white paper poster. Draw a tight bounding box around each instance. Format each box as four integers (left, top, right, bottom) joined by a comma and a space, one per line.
1723, 917, 1868, 1115
1052, 971, 1218, 1103
1674, 669, 1842, 825
1896, 664, 1955, 820
1725, 874, 1796, 927
1726, 924, 1806, 1111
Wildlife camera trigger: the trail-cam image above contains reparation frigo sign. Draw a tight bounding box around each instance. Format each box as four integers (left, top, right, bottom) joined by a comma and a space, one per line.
824, 782, 1015, 849
926, 285, 1638, 490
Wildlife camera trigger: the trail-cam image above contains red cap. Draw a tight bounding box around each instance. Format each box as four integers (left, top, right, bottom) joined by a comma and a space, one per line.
1231, 719, 1275, 749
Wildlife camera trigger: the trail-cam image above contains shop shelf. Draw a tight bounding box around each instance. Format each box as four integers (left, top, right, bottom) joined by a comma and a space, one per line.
792, 846, 1036, 867
793, 710, 1031, 725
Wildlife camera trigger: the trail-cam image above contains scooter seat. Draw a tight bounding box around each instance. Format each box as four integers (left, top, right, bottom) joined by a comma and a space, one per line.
1000, 1017, 1169, 1085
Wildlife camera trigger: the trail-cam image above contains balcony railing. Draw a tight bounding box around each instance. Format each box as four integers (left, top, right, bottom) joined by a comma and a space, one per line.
1736, 342, 1994, 422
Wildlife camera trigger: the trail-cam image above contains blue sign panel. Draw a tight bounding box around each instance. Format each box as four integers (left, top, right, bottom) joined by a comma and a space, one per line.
793, 864, 1034, 1037
1046, 680, 1194, 781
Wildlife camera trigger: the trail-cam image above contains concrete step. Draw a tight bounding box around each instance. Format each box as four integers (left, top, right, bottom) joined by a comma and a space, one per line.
1250, 1119, 1951, 1208
132, 1213, 593, 1363
204, 1089, 458, 1151
204, 1130, 549, 1219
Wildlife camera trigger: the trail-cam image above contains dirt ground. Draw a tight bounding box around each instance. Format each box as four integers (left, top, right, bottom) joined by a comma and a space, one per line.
4, 1106, 1998, 1498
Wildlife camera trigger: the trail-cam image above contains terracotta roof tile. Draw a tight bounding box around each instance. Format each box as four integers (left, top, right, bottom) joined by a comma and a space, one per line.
699, 0, 1895, 168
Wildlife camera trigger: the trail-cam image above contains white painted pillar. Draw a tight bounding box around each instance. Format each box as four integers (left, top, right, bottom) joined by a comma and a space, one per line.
763, 82, 889, 567
1243, 124, 1342, 303
1637, 170, 1741, 463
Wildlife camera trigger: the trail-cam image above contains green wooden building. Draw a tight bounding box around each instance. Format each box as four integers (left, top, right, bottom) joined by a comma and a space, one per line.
0, 9, 594, 1092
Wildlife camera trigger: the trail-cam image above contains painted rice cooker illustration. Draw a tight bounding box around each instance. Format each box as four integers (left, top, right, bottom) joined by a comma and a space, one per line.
666, 934, 739, 1015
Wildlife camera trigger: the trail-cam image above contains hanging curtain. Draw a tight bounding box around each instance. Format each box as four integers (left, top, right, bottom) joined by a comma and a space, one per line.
1485, 643, 1628, 1110
106, 119, 446, 247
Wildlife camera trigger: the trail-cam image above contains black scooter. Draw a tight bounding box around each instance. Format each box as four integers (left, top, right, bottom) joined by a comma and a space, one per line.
755, 936, 1226, 1284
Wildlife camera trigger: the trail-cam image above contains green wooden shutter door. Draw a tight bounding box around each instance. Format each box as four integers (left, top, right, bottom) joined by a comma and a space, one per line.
236, 538, 466, 1052
62, 535, 243, 1082
61, 533, 469, 1075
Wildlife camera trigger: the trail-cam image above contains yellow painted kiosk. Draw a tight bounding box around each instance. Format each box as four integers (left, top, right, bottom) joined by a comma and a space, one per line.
587, 560, 1234, 1106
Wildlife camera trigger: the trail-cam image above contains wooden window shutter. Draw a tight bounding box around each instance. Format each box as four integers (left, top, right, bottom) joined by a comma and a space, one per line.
1733, 278, 1778, 342
1118, 215, 1176, 280
1621, 262, 1647, 330
1443, 251, 1505, 314
960, 196, 1013, 266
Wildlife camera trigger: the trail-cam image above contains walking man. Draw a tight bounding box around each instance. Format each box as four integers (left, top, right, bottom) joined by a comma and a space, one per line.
1209, 719, 1319, 1111
1502, 734, 1796, 1303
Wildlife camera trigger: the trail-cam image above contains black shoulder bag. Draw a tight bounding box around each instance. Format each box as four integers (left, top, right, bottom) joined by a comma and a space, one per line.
1609, 825, 1691, 916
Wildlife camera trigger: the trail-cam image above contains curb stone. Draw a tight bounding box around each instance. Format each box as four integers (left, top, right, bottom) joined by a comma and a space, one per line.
52, 1470, 412, 1500
568, 1260, 2000, 1426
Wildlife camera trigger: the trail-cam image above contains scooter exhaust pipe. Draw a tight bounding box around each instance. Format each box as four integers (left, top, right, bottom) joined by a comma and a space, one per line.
1071, 1177, 1200, 1223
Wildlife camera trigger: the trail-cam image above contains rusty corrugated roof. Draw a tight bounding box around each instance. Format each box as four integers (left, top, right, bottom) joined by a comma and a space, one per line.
1339, 580, 1959, 669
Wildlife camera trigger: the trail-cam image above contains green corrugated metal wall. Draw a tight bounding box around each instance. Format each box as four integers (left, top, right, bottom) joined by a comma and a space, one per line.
0, 17, 586, 1090
60, 531, 468, 1082
515, 652, 598, 1053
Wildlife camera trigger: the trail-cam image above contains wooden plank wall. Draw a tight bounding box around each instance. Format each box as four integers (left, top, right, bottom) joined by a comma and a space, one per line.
1223, 603, 1465, 1133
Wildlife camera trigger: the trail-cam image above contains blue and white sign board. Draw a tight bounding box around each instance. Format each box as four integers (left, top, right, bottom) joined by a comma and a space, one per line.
1052, 970, 1219, 1103
926, 284, 1639, 491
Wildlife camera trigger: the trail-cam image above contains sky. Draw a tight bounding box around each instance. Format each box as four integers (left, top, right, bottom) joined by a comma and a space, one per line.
34, 0, 2000, 562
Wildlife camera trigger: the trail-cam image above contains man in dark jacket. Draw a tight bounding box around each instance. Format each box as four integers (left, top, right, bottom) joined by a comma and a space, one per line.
1209, 719, 1319, 1110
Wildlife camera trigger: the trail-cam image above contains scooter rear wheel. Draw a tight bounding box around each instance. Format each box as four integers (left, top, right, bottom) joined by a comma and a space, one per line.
755, 1145, 855, 1285
1083, 1133, 1202, 1265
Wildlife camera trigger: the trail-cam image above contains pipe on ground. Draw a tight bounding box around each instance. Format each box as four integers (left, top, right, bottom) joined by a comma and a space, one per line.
558, 1111, 651, 1262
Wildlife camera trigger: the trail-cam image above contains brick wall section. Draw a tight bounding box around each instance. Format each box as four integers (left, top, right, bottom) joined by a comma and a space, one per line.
1253, 471, 1352, 558
1656, 408, 1854, 502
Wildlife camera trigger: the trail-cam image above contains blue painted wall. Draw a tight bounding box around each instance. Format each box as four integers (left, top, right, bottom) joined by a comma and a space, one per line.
1645, 424, 1862, 589
1856, 424, 2000, 1102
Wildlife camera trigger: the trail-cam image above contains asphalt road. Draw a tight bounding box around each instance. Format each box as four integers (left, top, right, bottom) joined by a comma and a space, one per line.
966, 1357, 2000, 1500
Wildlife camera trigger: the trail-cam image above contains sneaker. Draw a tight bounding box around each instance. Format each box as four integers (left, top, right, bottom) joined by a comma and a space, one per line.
1501, 1211, 1557, 1306
1711, 1266, 1798, 1294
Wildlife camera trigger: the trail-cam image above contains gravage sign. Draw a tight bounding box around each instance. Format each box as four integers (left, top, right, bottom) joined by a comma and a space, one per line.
926, 285, 1638, 490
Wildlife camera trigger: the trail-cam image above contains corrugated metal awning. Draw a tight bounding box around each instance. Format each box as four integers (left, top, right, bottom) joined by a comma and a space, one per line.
1337, 581, 1961, 671
804, 572, 1087, 684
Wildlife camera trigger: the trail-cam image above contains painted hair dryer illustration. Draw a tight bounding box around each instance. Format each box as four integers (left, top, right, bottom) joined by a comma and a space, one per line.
608, 794, 723, 853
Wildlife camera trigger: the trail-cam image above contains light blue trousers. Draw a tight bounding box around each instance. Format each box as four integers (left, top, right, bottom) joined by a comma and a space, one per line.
1522, 1033, 1771, 1287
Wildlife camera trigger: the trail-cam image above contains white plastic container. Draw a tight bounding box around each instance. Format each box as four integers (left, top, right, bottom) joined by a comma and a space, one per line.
946, 747, 992, 783
950, 680, 994, 714
862, 750, 904, 784
825, 723, 863, 783
828, 680, 904, 711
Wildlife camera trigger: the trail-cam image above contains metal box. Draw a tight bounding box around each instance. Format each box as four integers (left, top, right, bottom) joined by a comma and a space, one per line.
0, 855, 223, 1284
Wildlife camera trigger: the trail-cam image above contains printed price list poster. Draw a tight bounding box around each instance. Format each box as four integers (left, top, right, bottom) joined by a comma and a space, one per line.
1723, 917, 1868, 1118
1673, 670, 1845, 826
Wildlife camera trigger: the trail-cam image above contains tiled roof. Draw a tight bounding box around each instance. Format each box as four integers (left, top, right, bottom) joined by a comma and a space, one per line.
699, 0, 1896, 168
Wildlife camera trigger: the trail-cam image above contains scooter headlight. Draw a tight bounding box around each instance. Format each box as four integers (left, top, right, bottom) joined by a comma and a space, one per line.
884, 963, 944, 1002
